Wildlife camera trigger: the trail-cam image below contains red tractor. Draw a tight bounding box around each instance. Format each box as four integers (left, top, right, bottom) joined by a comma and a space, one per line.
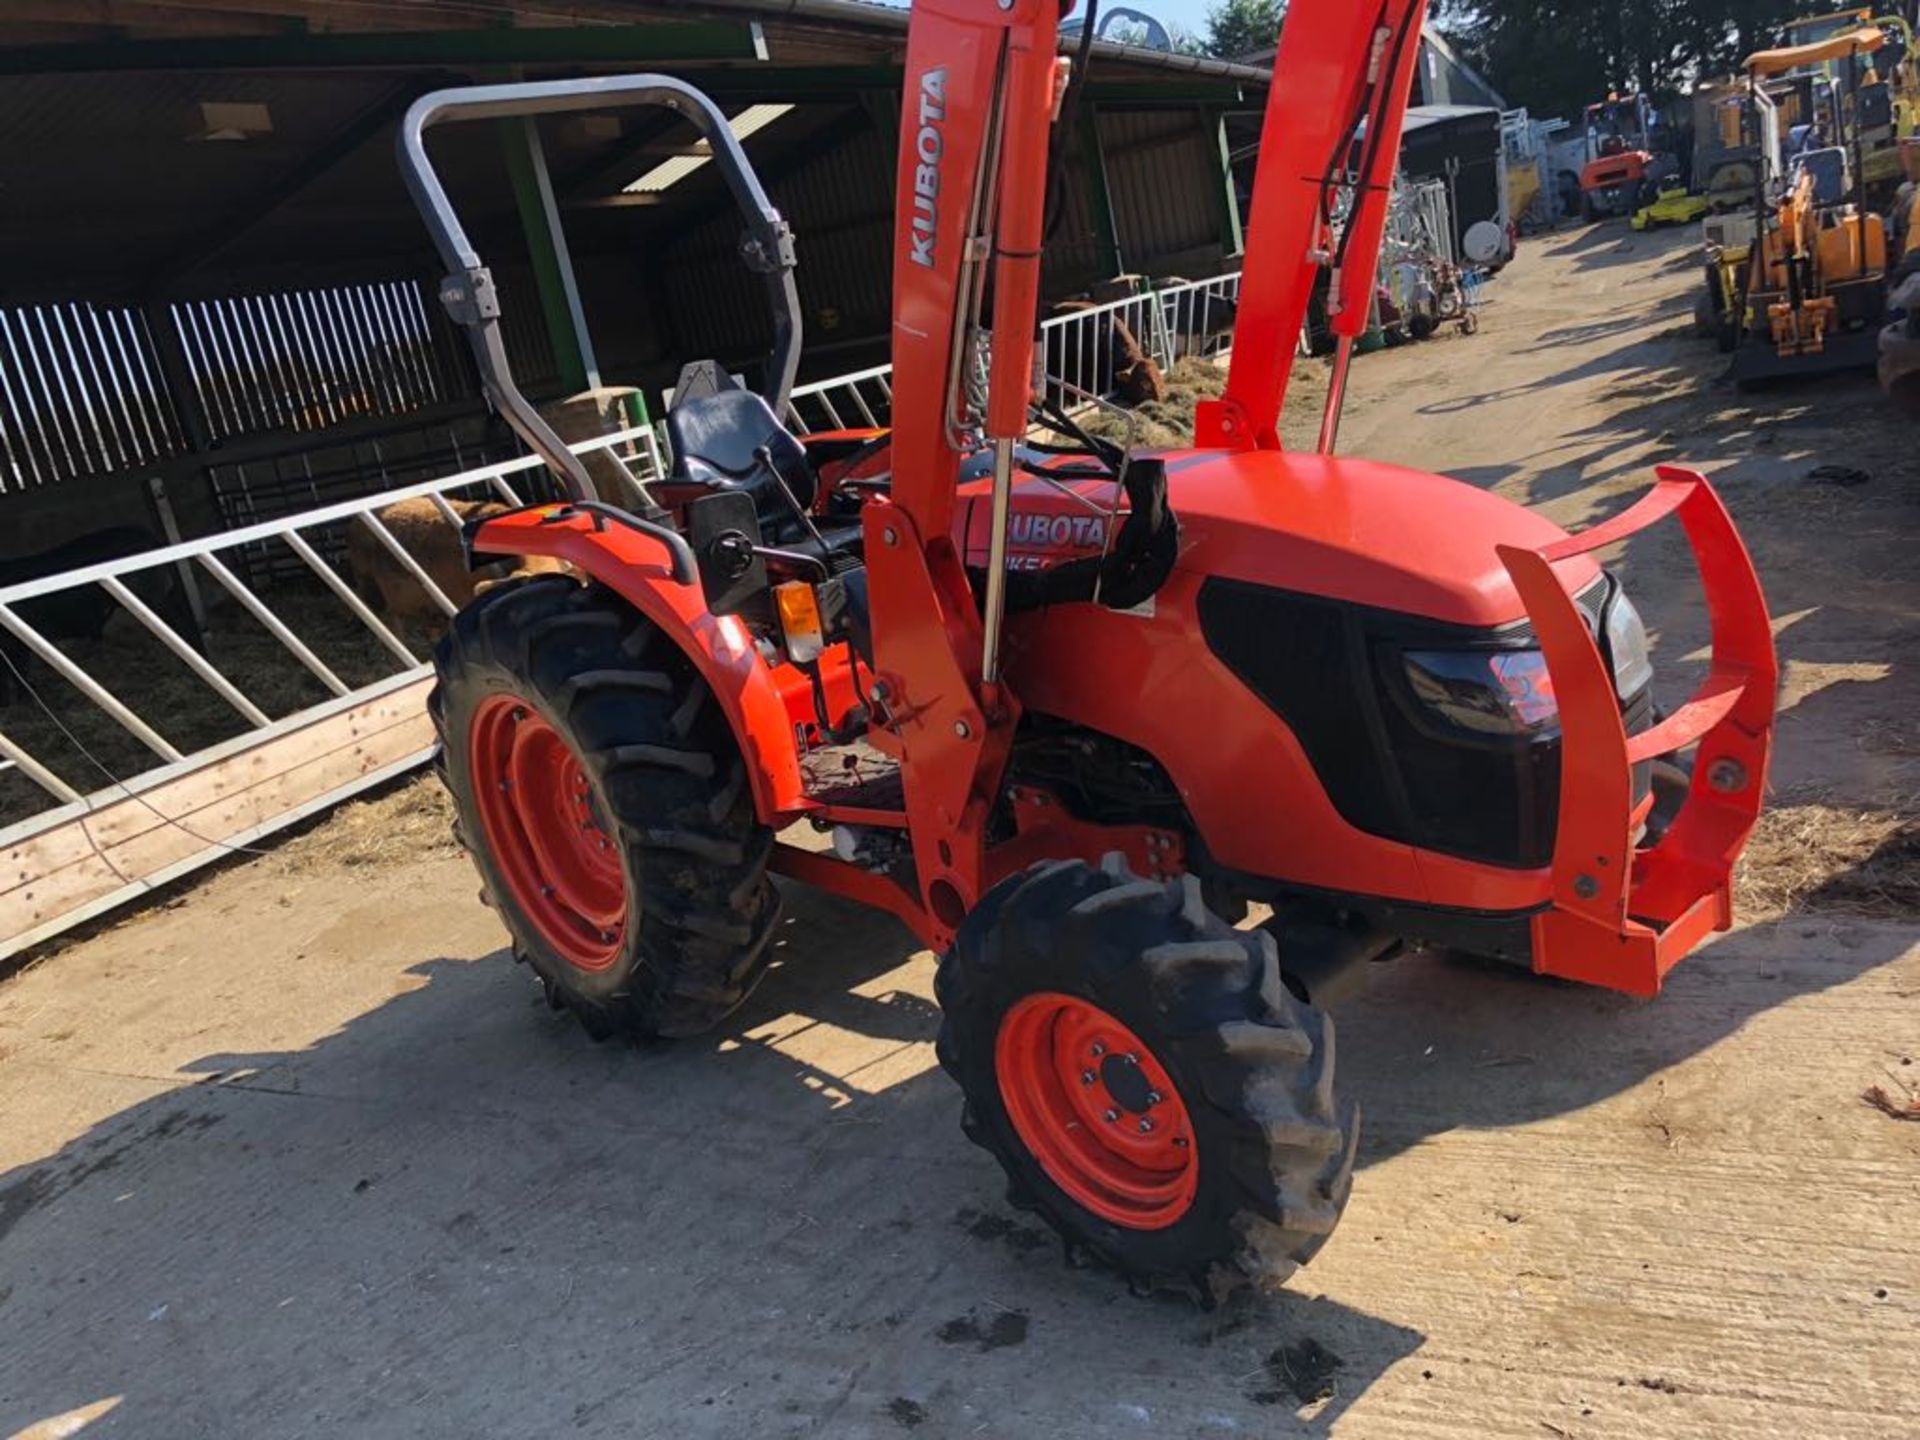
400, 0, 1776, 1300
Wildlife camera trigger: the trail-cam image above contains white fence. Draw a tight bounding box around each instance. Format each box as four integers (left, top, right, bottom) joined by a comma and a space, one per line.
785, 271, 1243, 432
2, 270, 1245, 958
785, 363, 893, 436
0, 422, 662, 960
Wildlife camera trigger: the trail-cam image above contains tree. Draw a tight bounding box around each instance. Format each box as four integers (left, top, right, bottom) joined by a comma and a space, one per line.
1431, 0, 1840, 115
1204, 0, 1283, 60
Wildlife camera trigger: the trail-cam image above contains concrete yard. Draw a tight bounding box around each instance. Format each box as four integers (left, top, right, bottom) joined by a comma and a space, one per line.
3, 225, 1916, 1439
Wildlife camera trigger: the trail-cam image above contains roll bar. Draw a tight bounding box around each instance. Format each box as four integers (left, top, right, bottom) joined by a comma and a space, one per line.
397, 77, 803, 503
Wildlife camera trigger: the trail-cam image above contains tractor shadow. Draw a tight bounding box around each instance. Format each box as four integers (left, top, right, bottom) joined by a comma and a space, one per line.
1537, 222, 1676, 274
5, 845, 1913, 1440
0, 880, 1422, 1440
1336, 908, 1912, 1174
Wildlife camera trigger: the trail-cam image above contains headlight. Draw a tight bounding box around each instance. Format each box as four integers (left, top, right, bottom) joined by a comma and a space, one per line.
1403, 649, 1558, 735
1603, 588, 1654, 698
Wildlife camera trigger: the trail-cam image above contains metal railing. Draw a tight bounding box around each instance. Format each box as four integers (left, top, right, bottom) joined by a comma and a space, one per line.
0, 421, 662, 825
2, 268, 1239, 898
784, 363, 894, 435
776, 272, 1243, 440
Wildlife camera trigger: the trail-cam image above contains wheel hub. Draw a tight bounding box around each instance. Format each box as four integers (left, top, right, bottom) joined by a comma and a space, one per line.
994, 992, 1198, 1230
1098, 1052, 1153, 1113
469, 694, 627, 972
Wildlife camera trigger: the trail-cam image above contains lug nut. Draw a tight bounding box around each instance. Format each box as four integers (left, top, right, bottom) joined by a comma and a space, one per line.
1137, 1118, 1155, 1135
1172, 1137, 1189, 1149
1090, 1041, 1105, 1058
1146, 1090, 1163, 1107
1103, 1109, 1119, 1123
1081, 1070, 1096, 1086
1123, 1052, 1139, 1066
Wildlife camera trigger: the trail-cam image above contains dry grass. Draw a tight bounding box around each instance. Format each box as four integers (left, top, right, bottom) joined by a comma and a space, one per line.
0, 569, 441, 831
1069, 354, 1334, 452
1073, 357, 1226, 448
1734, 797, 1920, 919
272, 773, 459, 874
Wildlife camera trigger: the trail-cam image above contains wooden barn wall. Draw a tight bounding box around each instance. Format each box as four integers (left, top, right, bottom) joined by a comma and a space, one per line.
1094, 108, 1226, 279
648, 103, 1233, 386
656, 118, 896, 387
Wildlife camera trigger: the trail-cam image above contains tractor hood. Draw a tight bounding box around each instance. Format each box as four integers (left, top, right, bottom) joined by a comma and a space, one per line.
1158, 447, 1598, 629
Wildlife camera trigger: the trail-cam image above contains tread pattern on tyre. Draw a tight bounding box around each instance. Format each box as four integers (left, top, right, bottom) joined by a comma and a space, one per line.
431, 575, 780, 1040
934, 858, 1359, 1303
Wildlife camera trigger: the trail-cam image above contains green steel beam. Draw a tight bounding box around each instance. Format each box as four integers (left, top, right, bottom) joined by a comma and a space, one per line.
500, 117, 599, 395
1210, 111, 1244, 257
0, 22, 763, 75
1080, 106, 1124, 277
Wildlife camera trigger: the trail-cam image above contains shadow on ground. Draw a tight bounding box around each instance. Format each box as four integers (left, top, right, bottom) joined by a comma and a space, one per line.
4, 217, 1917, 1440
2, 853, 1911, 1438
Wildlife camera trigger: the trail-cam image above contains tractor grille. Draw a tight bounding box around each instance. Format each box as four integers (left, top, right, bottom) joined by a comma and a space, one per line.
1198, 574, 1643, 870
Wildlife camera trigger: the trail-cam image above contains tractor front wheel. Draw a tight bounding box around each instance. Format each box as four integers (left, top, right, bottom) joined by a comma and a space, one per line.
432, 576, 779, 1040
935, 858, 1358, 1302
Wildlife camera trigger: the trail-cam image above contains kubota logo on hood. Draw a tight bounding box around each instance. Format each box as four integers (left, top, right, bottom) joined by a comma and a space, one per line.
908, 66, 947, 269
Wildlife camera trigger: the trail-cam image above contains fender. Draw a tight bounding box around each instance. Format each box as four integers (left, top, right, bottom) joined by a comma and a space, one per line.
468, 506, 809, 824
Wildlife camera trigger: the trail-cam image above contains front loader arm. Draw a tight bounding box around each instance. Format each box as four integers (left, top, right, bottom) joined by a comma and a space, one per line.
1197, 0, 1429, 451
863, 0, 1065, 944
867, 0, 1428, 940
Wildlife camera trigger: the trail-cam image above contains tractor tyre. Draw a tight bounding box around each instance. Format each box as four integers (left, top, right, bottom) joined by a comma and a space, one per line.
935, 857, 1358, 1303
431, 575, 779, 1041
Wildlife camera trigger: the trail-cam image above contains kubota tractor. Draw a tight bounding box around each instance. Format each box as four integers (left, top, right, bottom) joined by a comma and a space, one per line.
400, 0, 1777, 1301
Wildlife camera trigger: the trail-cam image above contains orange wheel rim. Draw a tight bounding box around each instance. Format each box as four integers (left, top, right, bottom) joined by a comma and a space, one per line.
469, 694, 627, 972
994, 992, 1198, 1230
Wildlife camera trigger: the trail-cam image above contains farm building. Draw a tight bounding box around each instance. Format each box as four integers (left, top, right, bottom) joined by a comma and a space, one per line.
0, 0, 1265, 955
0, 0, 1262, 552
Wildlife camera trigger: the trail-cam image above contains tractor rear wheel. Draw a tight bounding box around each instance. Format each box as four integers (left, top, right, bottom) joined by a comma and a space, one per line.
432, 575, 779, 1040
935, 857, 1358, 1302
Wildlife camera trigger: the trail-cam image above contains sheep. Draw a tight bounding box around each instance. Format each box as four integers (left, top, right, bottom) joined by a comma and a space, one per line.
346, 498, 571, 630
1049, 301, 1168, 407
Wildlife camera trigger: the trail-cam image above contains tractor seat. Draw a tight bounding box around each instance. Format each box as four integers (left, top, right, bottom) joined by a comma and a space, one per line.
666, 361, 819, 545
1795, 147, 1848, 207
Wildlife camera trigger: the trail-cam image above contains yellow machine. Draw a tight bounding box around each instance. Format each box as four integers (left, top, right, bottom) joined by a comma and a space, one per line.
1779, 9, 1919, 203
1631, 184, 1711, 230
1728, 24, 1894, 382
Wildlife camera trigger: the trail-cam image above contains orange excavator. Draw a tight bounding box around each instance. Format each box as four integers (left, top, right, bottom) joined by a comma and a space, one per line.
1730, 22, 1894, 382
399, 0, 1777, 1299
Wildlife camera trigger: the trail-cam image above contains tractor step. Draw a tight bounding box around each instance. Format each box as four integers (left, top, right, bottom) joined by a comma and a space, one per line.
801, 738, 905, 811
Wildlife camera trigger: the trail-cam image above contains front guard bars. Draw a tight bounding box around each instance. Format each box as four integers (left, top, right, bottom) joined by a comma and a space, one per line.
1497, 466, 1777, 997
